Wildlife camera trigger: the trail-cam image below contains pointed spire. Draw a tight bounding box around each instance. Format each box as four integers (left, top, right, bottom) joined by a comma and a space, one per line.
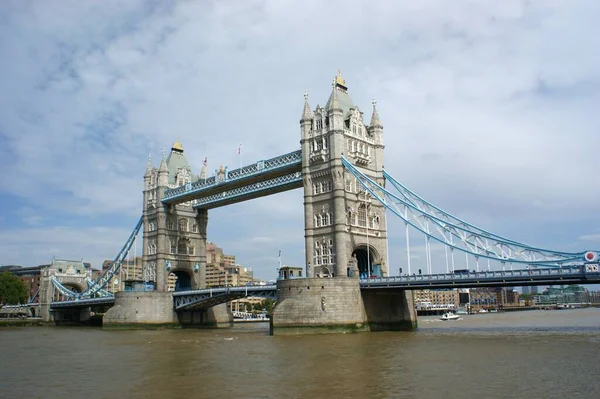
145, 153, 153, 176
172, 137, 183, 153
301, 90, 313, 121
370, 98, 382, 127
199, 157, 207, 179
159, 148, 168, 172
328, 80, 339, 111
335, 69, 347, 91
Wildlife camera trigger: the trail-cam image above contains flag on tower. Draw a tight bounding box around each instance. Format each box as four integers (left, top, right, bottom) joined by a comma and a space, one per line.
203, 157, 207, 167
237, 143, 242, 155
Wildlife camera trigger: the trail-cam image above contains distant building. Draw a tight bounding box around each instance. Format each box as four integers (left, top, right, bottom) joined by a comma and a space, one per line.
414, 289, 460, 310
1, 260, 98, 302
535, 285, 592, 305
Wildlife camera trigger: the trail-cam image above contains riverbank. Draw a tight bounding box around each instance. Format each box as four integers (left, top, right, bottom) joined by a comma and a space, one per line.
0, 318, 49, 327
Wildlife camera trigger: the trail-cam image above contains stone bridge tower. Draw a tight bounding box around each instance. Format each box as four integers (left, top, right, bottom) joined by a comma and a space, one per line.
142, 140, 207, 292
300, 71, 388, 279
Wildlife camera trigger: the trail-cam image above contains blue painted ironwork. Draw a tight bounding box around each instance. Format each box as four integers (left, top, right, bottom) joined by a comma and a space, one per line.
192, 172, 303, 209
86, 278, 112, 297
341, 156, 596, 266
360, 264, 600, 290
50, 297, 115, 309
173, 285, 277, 310
50, 217, 142, 299
163, 150, 302, 204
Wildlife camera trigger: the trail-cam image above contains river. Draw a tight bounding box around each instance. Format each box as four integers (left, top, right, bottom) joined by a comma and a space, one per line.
1, 308, 599, 399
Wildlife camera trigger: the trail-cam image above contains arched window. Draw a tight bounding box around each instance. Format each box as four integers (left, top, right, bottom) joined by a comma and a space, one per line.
170, 241, 176, 254
316, 215, 322, 227
192, 223, 197, 233
179, 218, 188, 232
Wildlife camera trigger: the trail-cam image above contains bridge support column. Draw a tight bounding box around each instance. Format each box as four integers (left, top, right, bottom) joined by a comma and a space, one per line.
271, 278, 417, 335
361, 289, 417, 331
103, 291, 178, 329
270, 278, 369, 335
52, 308, 92, 326
177, 303, 233, 328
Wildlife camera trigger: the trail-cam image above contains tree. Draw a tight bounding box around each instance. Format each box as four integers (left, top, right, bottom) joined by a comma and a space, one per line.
0, 271, 28, 306
263, 298, 276, 315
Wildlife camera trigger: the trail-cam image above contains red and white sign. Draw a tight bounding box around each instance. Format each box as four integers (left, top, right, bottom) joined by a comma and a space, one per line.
584, 251, 598, 262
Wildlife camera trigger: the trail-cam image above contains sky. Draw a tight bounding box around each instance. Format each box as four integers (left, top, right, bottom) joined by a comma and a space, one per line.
0, 0, 599, 282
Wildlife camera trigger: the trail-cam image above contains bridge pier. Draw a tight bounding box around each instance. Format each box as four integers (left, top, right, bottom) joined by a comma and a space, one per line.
270, 278, 417, 335
361, 289, 417, 331
52, 308, 92, 326
103, 291, 178, 329
102, 291, 234, 329
177, 303, 233, 328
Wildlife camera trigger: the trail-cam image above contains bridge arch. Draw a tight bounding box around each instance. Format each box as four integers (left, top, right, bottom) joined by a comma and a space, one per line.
352, 245, 380, 278
169, 270, 192, 292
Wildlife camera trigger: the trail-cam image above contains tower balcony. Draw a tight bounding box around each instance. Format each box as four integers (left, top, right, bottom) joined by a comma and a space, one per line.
348, 150, 370, 166
309, 148, 330, 164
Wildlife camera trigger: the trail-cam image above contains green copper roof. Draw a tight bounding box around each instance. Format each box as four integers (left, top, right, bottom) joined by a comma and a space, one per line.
325, 87, 355, 118
166, 148, 192, 185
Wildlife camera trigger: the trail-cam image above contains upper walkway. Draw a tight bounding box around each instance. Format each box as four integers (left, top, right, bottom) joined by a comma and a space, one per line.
162, 150, 302, 208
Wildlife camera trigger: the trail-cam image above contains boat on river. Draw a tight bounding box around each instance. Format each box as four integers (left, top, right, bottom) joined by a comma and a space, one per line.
440, 312, 460, 321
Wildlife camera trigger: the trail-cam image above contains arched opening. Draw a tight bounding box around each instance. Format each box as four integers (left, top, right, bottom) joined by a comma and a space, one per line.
352, 245, 380, 279
170, 270, 191, 292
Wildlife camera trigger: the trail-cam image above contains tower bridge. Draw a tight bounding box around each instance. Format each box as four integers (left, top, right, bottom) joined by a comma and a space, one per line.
41, 71, 600, 334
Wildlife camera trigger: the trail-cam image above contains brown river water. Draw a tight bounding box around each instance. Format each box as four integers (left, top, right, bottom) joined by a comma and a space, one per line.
1, 308, 599, 399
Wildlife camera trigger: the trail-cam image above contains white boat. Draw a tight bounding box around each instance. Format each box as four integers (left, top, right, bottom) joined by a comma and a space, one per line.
440, 312, 460, 321
455, 308, 468, 315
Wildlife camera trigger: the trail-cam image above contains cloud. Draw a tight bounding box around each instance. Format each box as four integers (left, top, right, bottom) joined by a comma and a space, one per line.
0, 0, 599, 279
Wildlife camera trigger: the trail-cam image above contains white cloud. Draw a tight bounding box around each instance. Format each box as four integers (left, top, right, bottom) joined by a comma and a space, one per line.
1, 0, 599, 278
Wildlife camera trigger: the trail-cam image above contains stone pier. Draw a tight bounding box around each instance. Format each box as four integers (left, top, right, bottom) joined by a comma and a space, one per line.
103, 291, 233, 329
270, 278, 417, 335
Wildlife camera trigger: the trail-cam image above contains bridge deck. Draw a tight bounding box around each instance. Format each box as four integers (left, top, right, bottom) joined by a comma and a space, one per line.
48, 266, 600, 309
360, 265, 600, 290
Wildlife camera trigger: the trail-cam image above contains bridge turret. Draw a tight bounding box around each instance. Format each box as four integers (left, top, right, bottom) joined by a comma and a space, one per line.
301, 71, 389, 279
157, 151, 169, 190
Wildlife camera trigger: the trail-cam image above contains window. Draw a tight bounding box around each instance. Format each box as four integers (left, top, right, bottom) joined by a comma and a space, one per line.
179, 218, 188, 232
178, 239, 187, 255
357, 204, 367, 227
148, 241, 157, 255
316, 119, 322, 129
170, 241, 176, 254
167, 219, 175, 230
192, 223, 197, 233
